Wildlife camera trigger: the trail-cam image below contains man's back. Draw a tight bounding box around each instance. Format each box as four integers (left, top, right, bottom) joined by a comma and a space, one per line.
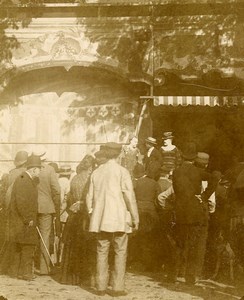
38, 164, 60, 214
173, 162, 205, 224
87, 160, 137, 233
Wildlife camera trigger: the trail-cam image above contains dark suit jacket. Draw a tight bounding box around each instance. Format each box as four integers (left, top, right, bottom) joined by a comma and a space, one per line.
173, 161, 215, 225
9, 172, 38, 245
133, 176, 161, 231
144, 148, 162, 181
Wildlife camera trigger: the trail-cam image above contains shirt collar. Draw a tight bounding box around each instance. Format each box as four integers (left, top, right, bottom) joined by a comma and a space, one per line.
25, 170, 33, 180
147, 146, 154, 157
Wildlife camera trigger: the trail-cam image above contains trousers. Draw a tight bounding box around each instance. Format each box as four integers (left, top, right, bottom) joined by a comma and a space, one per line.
9, 243, 35, 278
38, 214, 52, 274
169, 224, 207, 283
96, 231, 128, 292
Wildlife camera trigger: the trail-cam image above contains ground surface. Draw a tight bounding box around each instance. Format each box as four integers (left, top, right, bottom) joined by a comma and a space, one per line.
0, 271, 243, 300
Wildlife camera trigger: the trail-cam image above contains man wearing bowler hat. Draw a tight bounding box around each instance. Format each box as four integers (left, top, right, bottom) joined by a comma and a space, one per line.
9, 150, 29, 186
144, 137, 162, 181
8, 155, 43, 280
87, 142, 139, 297
4, 151, 29, 210
171, 142, 216, 285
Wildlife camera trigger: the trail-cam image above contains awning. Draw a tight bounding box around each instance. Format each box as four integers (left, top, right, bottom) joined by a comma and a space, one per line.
140, 96, 242, 106
153, 96, 218, 106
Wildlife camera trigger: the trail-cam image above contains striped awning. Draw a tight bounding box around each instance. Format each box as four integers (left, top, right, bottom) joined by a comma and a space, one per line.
153, 96, 219, 106
140, 96, 243, 106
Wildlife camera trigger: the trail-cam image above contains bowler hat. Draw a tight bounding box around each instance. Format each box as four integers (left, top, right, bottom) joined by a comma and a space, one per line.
162, 132, 174, 140
14, 150, 28, 167
195, 152, 209, 165
145, 137, 157, 145
26, 155, 43, 169
181, 142, 197, 160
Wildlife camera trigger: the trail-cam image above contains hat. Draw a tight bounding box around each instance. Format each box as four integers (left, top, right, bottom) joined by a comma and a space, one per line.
14, 150, 28, 167
162, 132, 174, 140
94, 150, 107, 165
26, 155, 43, 169
181, 142, 197, 160
145, 137, 157, 145
94, 150, 106, 158
31, 145, 47, 161
195, 152, 209, 165
133, 163, 146, 179
103, 142, 122, 151
59, 165, 72, 176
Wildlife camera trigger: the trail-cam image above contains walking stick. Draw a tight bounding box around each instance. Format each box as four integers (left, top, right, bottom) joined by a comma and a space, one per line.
0, 240, 6, 256
36, 226, 55, 268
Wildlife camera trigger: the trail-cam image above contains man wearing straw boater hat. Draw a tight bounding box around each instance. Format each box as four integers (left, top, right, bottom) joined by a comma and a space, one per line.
8, 155, 43, 281
144, 137, 162, 181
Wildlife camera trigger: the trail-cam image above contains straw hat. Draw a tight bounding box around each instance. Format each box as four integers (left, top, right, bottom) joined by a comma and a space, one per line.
145, 137, 157, 145
59, 165, 72, 176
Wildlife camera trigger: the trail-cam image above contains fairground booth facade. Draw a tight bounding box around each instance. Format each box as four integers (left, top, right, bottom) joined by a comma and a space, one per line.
0, 0, 244, 174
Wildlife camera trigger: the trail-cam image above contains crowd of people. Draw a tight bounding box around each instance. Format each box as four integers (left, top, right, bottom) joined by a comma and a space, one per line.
0, 131, 243, 297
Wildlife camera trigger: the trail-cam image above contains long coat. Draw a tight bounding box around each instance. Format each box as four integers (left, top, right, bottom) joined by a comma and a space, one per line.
86, 159, 139, 233
9, 172, 39, 245
173, 161, 215, 225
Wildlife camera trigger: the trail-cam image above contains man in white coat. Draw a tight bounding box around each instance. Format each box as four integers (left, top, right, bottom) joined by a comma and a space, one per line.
86, 142, 139, 297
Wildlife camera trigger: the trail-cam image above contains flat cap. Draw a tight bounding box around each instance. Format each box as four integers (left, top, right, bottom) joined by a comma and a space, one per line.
195, 152, 209, 164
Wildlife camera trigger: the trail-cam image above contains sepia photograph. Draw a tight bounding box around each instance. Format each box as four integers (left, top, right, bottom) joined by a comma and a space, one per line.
0, 0, 243, 299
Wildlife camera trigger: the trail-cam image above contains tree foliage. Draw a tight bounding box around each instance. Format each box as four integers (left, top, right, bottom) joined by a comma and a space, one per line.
0, 0, 43, 62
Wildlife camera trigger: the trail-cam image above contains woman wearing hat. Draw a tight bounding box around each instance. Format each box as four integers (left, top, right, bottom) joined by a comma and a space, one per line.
160, 132, 181, 176
60, 155, 95, 286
